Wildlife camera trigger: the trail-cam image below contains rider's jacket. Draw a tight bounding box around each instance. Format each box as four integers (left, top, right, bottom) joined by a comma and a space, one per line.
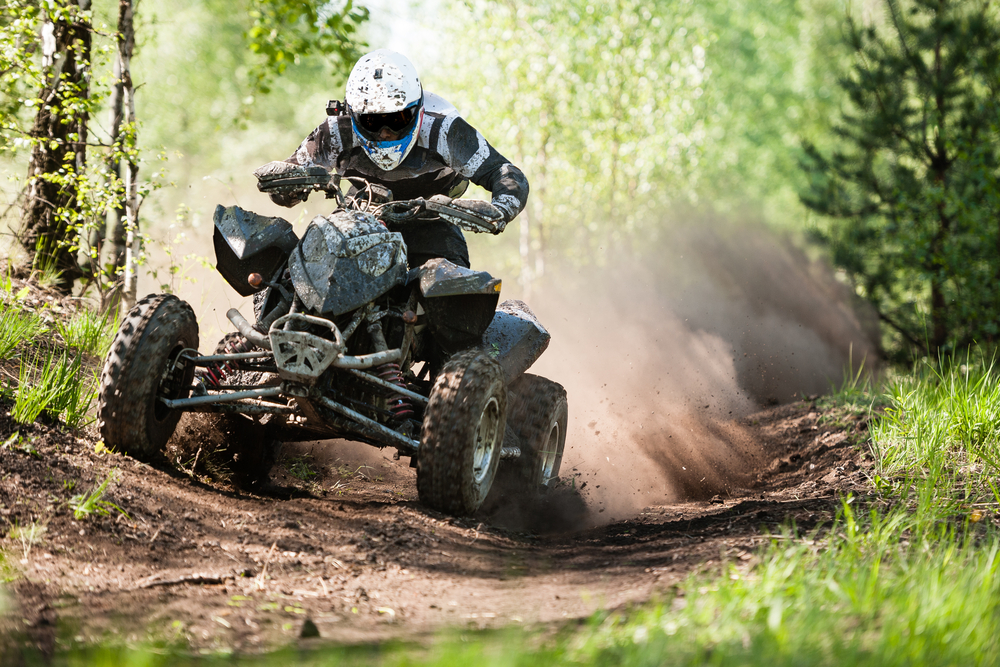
273, 92, 529, 223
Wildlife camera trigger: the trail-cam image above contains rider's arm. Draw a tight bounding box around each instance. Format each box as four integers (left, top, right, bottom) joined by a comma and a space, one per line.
269, 118, 343, 207
442, 116, 529, 228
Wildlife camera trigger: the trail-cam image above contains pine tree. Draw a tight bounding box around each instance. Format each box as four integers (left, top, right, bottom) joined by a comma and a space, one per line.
801, 0, 1000, 357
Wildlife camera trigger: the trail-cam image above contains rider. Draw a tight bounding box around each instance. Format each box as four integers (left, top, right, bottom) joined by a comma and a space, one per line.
267, 49, 529, 269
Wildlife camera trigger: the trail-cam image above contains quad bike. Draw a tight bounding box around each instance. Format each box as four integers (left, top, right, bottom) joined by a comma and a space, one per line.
96, 162, 568, 516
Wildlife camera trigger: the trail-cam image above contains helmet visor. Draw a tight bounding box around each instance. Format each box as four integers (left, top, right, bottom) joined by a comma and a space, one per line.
354, 102, 420, 139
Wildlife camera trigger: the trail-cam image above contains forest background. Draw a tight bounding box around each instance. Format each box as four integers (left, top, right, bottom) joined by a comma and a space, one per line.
2, 0, 998, 362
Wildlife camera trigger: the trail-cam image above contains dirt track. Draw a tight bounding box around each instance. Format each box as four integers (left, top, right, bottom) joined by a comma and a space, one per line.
0, 398, 872, 656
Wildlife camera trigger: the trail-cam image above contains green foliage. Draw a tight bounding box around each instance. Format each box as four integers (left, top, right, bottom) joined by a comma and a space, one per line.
442, 0, 848, 270
286, 454, 317, 481
69, 470, 128, 521
801, 0, 1000, 357
56, 306, 117, 357
12, 349, 97, 427
0, 300, 47, 358
2, 431, 40, 458
245, 0, 368, 96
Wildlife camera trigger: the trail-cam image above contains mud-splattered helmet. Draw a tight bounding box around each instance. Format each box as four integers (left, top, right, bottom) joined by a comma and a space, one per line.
345, 49, 424, 171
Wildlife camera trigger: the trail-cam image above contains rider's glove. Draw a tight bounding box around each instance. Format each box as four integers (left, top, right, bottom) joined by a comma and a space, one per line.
268, 190, 309, 207
426, 195, 507, 235
381, 199, 427, 224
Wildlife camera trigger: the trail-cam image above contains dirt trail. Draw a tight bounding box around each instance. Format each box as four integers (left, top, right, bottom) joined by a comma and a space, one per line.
0, 399, 872, 655
0, 221, 881, 655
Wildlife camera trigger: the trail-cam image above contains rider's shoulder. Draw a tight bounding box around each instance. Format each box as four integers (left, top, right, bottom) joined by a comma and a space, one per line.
422, 91, 459, 119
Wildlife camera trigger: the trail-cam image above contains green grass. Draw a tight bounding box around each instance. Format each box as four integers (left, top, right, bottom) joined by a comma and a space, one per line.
69, 470, 128, 521
870, 353, 1000, 500
286, 454, 318, 481
56, 306, 116, 357
12, 350, 98, 427
0, 300, 47, 358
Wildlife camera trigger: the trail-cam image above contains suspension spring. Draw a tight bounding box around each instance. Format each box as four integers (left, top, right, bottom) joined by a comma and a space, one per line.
203, 336, 253, 389
377, 362, 414, 419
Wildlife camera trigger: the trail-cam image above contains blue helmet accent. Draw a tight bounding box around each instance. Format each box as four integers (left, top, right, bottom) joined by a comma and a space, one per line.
352, 117, 419, 170
349, 98, 424, 171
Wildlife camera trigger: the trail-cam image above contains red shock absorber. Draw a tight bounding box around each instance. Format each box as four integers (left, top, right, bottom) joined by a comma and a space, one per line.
377, 362, 414, 419
203, 336, 253, 389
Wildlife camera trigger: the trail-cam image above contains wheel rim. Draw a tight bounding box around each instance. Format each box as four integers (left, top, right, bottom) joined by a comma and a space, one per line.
538, 420, 560, 485
154, 344, 190, 422
472, 396, 501, 484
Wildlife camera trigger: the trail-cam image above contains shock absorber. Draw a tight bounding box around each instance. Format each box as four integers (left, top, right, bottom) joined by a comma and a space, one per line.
202, 335, 253, 389
377, 362, 414, 420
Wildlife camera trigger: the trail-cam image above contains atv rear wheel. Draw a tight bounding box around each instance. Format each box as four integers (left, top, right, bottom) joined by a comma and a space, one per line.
98, 294, 199, 461
417, 349, 507, 515
507, 374, 568, 489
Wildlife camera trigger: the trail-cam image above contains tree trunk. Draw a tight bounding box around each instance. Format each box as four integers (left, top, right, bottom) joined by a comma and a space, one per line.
96, 1, 134, 310
20, 0, 92, 293
117, 0, 141, 308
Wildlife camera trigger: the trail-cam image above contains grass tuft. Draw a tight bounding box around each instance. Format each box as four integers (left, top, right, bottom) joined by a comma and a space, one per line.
12, 350, 98, 428
69, 471, 129, 521
56, 306, 117, 357
287, 454, 318, 481
7, 520, 47, 562
870, 351, 1000, 505
0, 300, 47, 358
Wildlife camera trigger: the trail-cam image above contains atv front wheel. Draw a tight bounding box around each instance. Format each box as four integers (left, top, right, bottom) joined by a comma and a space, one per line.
417, 349, 507, 515
507, 374, 567, 489
98, 294, 199, 461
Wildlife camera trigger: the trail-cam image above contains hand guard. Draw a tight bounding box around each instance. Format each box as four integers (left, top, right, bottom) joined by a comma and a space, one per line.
253, 161, 331, 194
425, 195, 507, 235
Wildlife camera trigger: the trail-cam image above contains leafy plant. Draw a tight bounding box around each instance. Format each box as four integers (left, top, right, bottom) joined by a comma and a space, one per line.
12, 351, 98, 428
30, 236, 65, 290
1, 431, 39, 458
69, 471, 129, 521
0, 301, 47, 358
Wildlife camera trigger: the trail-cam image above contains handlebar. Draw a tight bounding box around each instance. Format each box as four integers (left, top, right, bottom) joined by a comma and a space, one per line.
254, 162, 500, 234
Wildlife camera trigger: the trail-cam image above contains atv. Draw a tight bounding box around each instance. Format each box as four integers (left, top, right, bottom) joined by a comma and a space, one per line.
96, 162, 567, 516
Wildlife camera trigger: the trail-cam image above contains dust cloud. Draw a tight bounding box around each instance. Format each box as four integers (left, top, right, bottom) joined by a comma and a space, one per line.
521, 219, 878, 525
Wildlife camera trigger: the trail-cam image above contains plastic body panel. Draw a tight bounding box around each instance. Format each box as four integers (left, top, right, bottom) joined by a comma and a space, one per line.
480, 299, 551, 385
417, 258, 502, 353
289, 210, 408, 317
213, 205, 298, 297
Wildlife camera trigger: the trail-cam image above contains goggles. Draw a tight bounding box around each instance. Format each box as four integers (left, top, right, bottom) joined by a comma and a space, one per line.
354, 102, 420, 138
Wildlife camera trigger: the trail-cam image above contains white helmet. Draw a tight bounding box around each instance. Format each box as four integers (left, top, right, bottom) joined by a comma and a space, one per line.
345, 49, 424, 171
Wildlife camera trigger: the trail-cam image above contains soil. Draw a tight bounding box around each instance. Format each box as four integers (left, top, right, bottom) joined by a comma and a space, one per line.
0, 276, 876, 657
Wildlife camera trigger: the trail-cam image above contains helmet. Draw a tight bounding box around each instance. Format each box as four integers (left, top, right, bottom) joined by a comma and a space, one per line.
345, 49, 424, 171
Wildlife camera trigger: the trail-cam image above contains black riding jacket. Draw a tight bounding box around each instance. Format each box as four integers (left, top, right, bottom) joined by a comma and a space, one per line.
273, 92, 529, 223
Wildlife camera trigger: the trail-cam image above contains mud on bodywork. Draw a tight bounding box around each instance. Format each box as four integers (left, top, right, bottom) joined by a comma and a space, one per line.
417, 258, 501, 353
213, 205, 298, 297
481, 300, 551, 386
289, 210, 408, 317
